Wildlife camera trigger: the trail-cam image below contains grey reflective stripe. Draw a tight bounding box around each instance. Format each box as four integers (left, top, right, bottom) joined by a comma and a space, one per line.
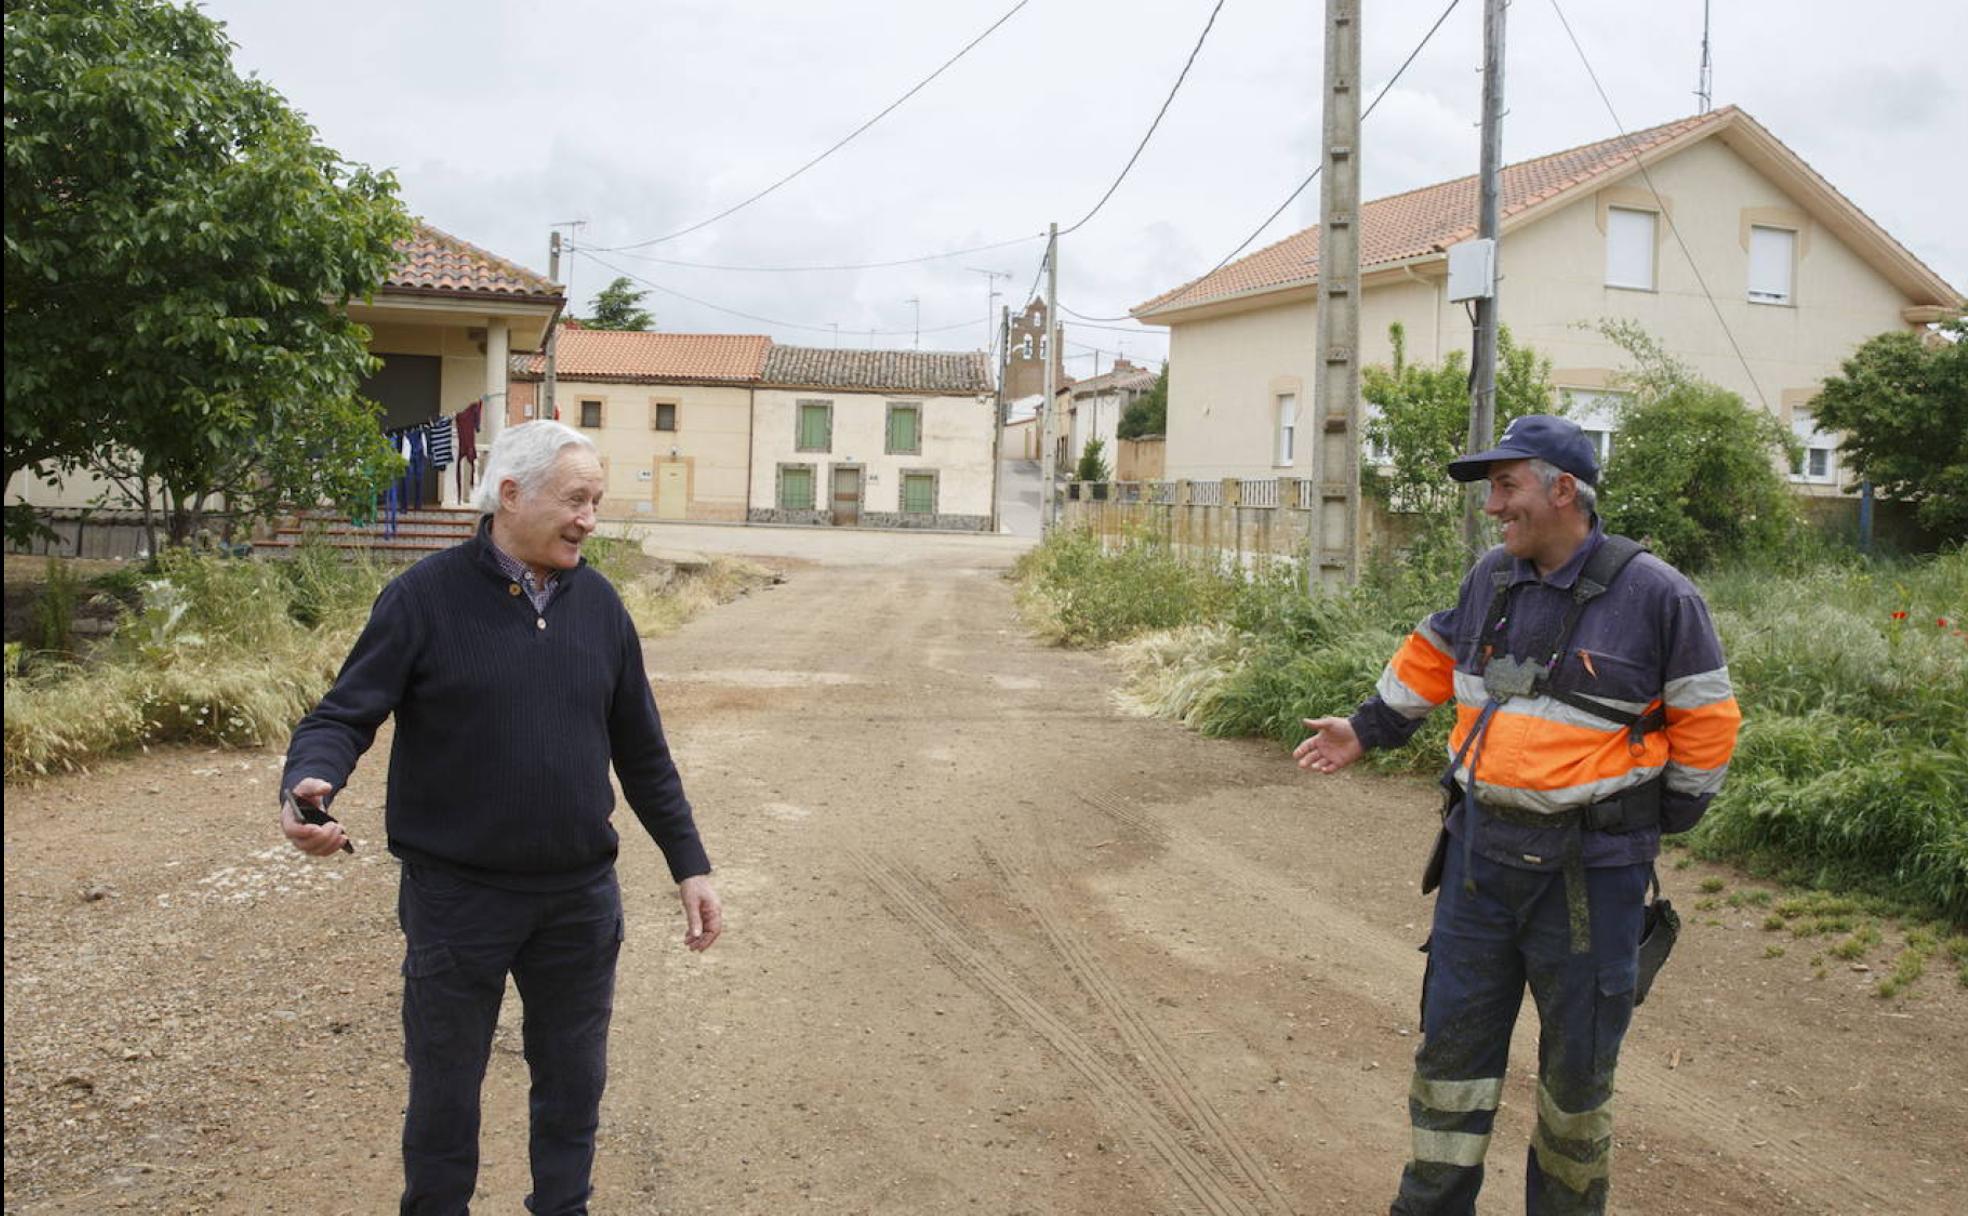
1415, 618, 1451, 655
1537, 1079, 1615, 1144
1412, 1128, 1492, 1169
1451, 765, 1666, 815
1411, 1073, 1504, 1113
1452, 671, 1650, 732
1664, 758, 1730, 796
1664, 665, 1735, 709
1377, 665, 1438, 719
1531, 1125, 1612, 1194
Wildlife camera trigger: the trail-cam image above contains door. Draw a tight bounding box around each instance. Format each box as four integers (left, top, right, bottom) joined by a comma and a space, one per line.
360, 353, 442, 504
831, 466, 861, 526
655, 462, 688, 520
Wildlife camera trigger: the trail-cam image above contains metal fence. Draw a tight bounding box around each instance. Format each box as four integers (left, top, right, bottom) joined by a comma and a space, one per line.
1057, 476, 1403, 573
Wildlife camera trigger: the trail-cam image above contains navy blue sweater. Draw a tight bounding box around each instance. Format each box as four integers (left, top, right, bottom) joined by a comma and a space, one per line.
283, 528, 711, 889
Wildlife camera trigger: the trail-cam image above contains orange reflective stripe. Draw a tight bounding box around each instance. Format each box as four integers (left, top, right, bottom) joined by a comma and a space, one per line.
1452, 703, 1669, 792
1665, 697, 1741, 770
1391, 631, 1456, 705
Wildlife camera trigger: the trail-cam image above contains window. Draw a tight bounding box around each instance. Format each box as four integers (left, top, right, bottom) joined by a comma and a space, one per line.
1560, 388, 1629, 465
886, 402, 922, 455
1362, 403, 1393, 466
902, 472, 936, 515
1748, 225, 1796, 305
1021, 335, 1034, 360
1274, 393, 1296, 466
578, 399, 603, 428
1606, 207, 1657, 290
795, 400, 832, 452
779, 464, 816, 510
1789, 409, 1837, 484
651, 401, 678, 431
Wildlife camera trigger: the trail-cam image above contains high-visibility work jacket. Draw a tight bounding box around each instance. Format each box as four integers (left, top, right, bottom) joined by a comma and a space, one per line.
1350, 527, 1741, 870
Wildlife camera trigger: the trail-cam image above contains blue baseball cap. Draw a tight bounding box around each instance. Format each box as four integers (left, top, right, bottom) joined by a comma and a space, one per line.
1447, 413, 1601, 487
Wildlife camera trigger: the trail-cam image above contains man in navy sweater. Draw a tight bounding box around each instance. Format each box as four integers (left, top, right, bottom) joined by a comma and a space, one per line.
281, 420, 721, 1215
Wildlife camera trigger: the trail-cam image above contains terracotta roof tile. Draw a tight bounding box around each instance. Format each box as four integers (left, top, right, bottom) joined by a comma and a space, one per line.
1068, 364, 1159, 398
1137, 108, 1734, 317
385, 223, 562, 300
512, 327, 770, 383
761, 345, 993, 394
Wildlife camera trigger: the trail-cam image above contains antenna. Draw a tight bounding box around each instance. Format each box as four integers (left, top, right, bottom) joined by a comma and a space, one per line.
1696, 0, 1713, 114
551, 219, 589, 309
905, 297, 921, 349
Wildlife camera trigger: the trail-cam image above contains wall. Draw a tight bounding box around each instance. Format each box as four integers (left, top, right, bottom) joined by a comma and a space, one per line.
748, 388, 996, 530
531, 379, 753, 521
1115, 437, 1165, 481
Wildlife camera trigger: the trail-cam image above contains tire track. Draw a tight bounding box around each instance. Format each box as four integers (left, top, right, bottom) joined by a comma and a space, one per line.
851, 847, 1266, 1216
1075, 788, 1890, 1213
980, 839, 1298, 1216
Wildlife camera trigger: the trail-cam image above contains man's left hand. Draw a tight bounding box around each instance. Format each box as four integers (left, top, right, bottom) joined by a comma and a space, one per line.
679, 875, 722, 952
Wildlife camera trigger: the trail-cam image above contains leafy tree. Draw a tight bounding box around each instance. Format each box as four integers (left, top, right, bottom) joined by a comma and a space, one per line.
1809, 320, 1968, 542
1074, 437, 1110, 483
5, 0, 412, 547
1361, 323, 1553, 576
1116, 363, 1168, 439
584, 276, 655, 331
1593, 322, 1800, 570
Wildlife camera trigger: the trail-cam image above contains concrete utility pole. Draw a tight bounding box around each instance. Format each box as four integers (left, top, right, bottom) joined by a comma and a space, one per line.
1312, 0, 1362, 589
543, 231, 562, 423
990, 303, 1009, 534
1464, 0, 1507, 560
1039, 224, 1060, 529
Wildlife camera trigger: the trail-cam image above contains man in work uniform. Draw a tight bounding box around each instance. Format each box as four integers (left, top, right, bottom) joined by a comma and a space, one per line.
1294, 415, 1740, 1214
280, 420, 722, 1215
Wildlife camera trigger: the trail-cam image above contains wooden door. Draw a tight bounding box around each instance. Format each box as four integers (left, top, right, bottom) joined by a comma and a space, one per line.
655, 462, 688, 520
830, 466, 861, 526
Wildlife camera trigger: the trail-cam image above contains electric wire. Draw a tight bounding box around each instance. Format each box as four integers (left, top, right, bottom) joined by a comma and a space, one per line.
1547, 0, 1769, 410
1057, 0, 1227, 237
576, 249, 985, 340
1061, 0, 1463, 322
584, 232, 1045, 273
588, 0, 1032, 252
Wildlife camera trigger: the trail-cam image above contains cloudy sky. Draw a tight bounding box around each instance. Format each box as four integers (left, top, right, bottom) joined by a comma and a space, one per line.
201, 0, 1965, 373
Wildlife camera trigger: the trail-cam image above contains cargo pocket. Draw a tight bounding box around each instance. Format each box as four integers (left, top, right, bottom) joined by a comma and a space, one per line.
400, 943, 465, 1060
1591, 957, 1638, 1071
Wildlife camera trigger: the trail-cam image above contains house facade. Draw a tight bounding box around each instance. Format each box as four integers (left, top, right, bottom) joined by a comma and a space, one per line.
1132, 107, 1963, 500
1061, 358, 1158, 475
749, 346, 996, 530
5, 223, 562, 518
509, 328, 769, 522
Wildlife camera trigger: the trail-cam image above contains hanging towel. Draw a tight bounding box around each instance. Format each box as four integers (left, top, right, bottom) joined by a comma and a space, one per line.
426, 416, 455, 471
454, 399, 483, 499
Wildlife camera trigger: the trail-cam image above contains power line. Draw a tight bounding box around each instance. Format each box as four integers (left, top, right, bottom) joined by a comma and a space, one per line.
589, 0, 1032, 253
1546, 0, 1768, 410
584, 232, 1045, 274
1063, 0, 1463, 322
577, 249, 983, 340
1058, 0, 1227, 237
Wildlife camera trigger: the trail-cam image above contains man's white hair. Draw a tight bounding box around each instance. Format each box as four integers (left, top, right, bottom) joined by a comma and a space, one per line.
1527, 457, 1598, 517
470, 420, 598, 515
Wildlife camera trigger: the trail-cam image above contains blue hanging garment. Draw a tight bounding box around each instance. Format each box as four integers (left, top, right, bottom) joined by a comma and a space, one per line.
404, 426, 428, 510
426, 417, 455, 471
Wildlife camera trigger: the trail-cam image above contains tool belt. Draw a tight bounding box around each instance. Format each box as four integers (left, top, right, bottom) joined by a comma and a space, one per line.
1475, 778, 1664, 835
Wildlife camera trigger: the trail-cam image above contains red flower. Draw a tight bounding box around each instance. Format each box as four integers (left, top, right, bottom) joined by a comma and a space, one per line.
1890, 610, 1908, 620
1940, 617, 1952, 628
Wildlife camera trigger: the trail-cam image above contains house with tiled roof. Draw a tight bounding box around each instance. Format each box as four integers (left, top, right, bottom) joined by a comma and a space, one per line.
1133, 106, 1963, 498
508, 326, 771, 522
751, 344, 997, 530
1055, 358, 1160, 475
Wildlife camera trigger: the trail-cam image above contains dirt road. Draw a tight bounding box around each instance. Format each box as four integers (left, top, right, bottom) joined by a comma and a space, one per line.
5, 531, 1964, 1213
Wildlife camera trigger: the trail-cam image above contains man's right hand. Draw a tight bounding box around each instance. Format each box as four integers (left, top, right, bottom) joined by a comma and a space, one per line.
1294, 717, 1364, 775
281, 778, 348, 856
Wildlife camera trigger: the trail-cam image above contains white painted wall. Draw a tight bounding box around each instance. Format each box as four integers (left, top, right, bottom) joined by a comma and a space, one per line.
750, 388, 995, 519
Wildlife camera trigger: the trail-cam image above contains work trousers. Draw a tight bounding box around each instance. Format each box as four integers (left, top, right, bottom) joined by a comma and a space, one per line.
1392, 840, 1648, 1216
397, 862, 624, 1216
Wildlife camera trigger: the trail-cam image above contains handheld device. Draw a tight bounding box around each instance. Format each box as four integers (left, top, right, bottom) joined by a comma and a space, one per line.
282, 788, 355, 854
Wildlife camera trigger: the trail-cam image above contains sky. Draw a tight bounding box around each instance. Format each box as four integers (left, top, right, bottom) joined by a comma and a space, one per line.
198, 0, 1966, 375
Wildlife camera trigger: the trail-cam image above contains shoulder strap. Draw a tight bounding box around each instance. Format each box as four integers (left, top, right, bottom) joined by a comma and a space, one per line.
1541, 534, 1666, 738
1574, 533, 1647, 604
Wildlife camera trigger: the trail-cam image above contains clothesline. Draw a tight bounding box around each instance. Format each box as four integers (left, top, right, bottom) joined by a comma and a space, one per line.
371, 399, 486, 537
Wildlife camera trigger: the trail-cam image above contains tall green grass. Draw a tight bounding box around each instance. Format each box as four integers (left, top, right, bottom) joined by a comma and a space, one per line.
1019, 528, 1968, 925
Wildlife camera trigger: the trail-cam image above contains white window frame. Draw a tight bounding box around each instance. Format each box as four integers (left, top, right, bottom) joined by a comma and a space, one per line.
1748, 225, 1796, 305
1789, 409, 1837, 485
1606, 207, 1658, 291
1559, 388, 1629, 465
1274, 392, 1296, 466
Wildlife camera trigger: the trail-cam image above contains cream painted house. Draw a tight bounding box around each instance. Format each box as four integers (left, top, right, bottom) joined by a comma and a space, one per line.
508, 327, 768, 522
1061, 358, 1158, 475
749, 346, 996, 530
1132, 107, 1963, 500
6, 223, 561, 522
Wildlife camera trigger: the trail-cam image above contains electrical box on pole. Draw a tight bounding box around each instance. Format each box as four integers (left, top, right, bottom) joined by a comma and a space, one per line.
1446, 238, 1496, 302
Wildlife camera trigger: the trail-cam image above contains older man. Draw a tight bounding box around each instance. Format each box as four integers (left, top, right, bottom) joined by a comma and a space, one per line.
281, 420, 721, 1215
1295, 415, 1739, 1215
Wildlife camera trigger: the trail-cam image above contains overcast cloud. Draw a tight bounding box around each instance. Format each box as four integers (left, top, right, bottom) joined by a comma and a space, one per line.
198, 0, 1966, 373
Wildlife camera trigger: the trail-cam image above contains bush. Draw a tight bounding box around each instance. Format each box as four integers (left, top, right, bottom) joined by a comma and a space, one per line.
1012, 526, 1242, 646
1075, 438, 1111, 484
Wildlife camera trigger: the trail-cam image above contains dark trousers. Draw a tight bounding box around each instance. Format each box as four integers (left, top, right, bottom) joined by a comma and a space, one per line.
397, 863, 623, 1216
1392, 842, 1648, 1216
